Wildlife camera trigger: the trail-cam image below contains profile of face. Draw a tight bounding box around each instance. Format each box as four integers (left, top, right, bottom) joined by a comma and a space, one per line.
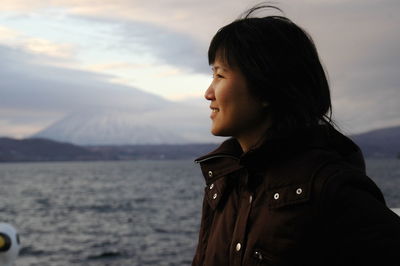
204, 56, 268, 143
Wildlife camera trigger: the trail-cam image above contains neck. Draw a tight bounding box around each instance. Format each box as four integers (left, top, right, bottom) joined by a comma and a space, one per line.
236, 121, 270, 153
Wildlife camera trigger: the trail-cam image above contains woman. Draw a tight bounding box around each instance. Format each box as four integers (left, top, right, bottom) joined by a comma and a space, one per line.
192, 5, 400, 266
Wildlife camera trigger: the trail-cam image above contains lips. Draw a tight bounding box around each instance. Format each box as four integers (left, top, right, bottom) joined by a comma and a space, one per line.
210, 107, 219, 118
210, 106, 219, 112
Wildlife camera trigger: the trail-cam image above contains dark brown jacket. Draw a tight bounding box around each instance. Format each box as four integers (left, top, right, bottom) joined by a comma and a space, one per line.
192, 126, 400, 266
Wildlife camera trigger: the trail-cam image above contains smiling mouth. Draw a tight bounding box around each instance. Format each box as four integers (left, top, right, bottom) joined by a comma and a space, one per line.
210, 108, 219, 119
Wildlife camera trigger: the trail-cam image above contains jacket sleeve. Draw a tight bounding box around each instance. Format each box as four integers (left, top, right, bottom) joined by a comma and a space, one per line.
319, 169, 400, 265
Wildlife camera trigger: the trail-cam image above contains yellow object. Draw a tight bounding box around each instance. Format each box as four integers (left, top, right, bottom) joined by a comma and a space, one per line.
0, 235, 5, 249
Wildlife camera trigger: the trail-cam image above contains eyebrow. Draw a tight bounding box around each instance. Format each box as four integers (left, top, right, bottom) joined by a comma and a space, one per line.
211, 65, 228, 72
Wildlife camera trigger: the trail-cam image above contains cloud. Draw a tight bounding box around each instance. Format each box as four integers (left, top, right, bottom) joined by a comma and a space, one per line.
0, 25, 75, 58
0, 1, 49, 12
86, 62, 151, 71
45, 14, 211, 73
50, 0, 400, 98
0, 0, 249, 73
23, 38, 74, 58
0, 0, 399, 135
0, 0, 245, 40
116, 19, 209, 73
0, 119, 45, 139
289, 1, 400, 133
0, 44, 170, 137
0, 45, 167, 109
0, 26, 19, 39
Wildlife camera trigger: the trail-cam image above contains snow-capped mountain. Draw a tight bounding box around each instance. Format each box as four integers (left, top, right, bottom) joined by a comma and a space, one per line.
33, 103, 218, 145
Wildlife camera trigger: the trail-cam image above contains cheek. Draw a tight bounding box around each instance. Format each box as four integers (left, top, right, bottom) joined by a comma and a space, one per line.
235, 96, 264, 121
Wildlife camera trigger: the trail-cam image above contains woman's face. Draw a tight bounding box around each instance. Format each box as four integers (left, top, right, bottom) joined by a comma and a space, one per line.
205, 57, 267, 141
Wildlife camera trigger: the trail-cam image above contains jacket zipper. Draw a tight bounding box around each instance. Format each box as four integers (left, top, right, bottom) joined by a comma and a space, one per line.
252, 249, 275, 265
195, 154, 239, 163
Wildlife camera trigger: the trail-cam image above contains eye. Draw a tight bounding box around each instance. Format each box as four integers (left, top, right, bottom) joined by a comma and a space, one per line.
212, 73, 224, 79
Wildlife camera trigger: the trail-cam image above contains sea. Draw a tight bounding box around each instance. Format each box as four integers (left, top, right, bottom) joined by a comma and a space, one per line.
0, 159, 399, 266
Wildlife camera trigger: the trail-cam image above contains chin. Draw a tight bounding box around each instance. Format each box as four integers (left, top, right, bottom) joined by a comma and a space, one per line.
211, 127, 230, 137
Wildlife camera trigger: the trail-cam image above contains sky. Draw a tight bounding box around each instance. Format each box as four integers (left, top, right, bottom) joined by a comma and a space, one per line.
0, 0, 399, 138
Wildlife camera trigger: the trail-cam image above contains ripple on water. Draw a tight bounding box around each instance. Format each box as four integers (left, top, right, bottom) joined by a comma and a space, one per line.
1, 159, 399, 265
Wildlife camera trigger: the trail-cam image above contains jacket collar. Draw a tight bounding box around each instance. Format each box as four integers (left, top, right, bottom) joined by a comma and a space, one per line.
195, 125, 366, 183
195, 138, 244, 183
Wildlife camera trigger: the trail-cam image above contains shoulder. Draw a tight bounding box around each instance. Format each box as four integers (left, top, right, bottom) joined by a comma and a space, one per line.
314, 163, 400, 263
262, 147, 385, 213
313, 159, 385, 207
278, 145, 382, 202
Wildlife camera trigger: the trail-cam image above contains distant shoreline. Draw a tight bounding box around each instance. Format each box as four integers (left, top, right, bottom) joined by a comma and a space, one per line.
2, 126, 400, 162
0, 137, 218, 162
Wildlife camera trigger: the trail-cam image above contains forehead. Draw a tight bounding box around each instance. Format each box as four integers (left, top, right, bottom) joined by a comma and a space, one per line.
211, 57, 232, 72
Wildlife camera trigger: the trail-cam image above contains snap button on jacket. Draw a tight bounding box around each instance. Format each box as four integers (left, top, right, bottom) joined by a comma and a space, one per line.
192, 126, 400, 266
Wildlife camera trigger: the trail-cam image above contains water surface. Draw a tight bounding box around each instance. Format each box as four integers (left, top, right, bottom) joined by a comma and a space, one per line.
0, 159, 399, 265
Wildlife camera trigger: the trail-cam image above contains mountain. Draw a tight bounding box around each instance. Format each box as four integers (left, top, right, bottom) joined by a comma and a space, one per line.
350, 125, 400, 158
1, 125, 399, 162
0, 137, 217, 162
1, 43, 217, 145
0, 137, 97, 162
33, 108, 400, 157
32, 104, 218, 145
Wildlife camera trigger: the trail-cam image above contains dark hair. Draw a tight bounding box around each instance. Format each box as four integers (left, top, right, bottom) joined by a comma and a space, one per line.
208, 5, 333, 134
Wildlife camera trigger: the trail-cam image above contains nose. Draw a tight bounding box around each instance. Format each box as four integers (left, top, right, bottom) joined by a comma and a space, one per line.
204, 82, 215, 101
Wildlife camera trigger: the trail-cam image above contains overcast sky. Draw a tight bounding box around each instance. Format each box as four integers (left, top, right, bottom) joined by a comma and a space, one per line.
0, 0, 399, 138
